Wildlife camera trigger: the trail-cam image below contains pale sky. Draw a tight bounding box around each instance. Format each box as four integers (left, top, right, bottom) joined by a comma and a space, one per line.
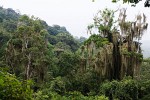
0, 0, 150, 40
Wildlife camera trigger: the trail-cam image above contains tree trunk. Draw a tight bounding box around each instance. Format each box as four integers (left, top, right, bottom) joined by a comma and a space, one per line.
25, 53, 31, 80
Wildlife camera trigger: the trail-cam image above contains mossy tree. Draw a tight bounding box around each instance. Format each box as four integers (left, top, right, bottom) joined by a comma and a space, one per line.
80, 8, 148, 80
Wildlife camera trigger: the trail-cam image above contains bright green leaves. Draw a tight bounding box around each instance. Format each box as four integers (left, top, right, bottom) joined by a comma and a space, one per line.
0, 71, 33, 100
84, 34, 109, 48
50, 76, 66, 94
0, 78, 4, 86
101, 77, 139, 99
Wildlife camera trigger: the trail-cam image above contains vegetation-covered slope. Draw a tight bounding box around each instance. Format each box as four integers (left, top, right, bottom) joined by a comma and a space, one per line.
0, 6, 150, 100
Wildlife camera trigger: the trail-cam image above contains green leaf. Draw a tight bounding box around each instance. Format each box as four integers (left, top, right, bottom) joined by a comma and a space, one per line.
0, 79, 4, 85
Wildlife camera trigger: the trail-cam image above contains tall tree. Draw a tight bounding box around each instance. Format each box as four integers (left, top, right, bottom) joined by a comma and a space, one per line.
4, 15, 52, 82
80, 8, 148, 80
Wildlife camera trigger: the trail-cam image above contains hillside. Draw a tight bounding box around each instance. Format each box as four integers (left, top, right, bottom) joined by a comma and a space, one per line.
0, 7, 83, 53
0, 6, 150, 100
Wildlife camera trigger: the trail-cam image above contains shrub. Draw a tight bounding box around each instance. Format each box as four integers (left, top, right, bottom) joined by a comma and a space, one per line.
0, 71, 33, 100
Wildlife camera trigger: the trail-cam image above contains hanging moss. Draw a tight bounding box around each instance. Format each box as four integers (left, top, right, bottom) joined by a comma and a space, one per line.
80, 8, 148, 81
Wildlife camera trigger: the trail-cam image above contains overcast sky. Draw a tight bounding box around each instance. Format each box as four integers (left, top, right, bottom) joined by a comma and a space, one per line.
0, 0, 150, 40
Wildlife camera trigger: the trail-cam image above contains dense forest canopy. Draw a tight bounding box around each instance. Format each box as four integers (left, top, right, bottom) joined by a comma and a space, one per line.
0, 4, 150, 100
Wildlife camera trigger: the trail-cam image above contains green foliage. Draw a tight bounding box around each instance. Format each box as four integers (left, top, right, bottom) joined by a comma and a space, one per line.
0, 71, 33, 100
93, 8, 115, 34
75, 71, 101, 95
64, 91, 108, 100
75, 36, 87, 44
34, 90, 108, 100
4, 15, 53, 82
33, 91, 49, 100
100, 77, 141, 100
139, 60, 150, 99
84, 34, 109, 48
56, 33, 80, 52
57, 52, 80, 77
49, 77, 66, 94
47, 25, 69, 35
140, 80, 150, 97
122, 51, 143, 60
0, 7, 19, 33
55, 42, 71, 52
1, 5, 150, 100
0, 7, 19, 21
141, 58, 150, 81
